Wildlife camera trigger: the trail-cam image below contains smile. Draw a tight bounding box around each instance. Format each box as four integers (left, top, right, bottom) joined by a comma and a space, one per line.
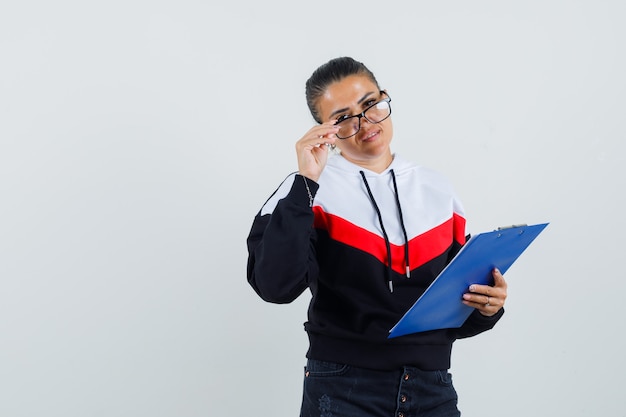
361, 129, 380, 142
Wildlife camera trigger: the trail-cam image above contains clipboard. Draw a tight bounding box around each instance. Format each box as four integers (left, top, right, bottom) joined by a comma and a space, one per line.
388, 222, 549, 338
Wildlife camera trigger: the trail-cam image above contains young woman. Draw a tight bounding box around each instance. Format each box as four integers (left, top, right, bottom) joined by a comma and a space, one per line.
246, 57, 507, 417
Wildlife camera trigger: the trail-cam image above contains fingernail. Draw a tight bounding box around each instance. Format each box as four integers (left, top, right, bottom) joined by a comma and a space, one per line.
469, 285, 476, 292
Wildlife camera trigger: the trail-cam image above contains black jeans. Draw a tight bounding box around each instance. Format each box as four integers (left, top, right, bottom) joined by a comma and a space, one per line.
300, 359, 460, 417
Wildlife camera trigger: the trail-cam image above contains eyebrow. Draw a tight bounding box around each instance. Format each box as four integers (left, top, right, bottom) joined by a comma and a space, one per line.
328, 91, 377, 119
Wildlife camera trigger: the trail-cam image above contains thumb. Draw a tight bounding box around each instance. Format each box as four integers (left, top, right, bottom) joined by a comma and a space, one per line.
492, 268, 507, 288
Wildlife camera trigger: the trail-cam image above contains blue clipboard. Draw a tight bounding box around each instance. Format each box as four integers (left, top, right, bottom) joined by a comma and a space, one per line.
388, 222, 549, 338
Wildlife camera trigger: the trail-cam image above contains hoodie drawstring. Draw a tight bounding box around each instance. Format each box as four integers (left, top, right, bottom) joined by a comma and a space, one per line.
359, 169, 411, 293
390, 170, 411, 278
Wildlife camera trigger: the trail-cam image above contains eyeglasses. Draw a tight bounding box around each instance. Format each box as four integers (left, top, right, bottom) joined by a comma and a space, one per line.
333, 92, 392, 139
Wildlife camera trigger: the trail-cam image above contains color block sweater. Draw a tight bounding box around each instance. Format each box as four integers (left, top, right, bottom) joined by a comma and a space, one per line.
247, 154, 503, 371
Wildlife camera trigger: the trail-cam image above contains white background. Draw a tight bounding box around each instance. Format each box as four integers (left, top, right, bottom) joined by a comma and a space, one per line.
1, 1, 625, 416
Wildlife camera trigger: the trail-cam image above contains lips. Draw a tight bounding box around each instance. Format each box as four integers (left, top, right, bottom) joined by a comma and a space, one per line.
360, 129, 380, 142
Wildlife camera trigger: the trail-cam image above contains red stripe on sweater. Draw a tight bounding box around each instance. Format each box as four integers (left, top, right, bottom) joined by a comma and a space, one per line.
313, 207, 466, 274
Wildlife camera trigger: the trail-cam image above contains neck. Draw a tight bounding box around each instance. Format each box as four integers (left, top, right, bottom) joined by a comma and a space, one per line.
342, 152, 394, 174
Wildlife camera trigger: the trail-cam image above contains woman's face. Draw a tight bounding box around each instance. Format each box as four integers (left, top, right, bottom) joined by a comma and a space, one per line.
317, 74, 393, 171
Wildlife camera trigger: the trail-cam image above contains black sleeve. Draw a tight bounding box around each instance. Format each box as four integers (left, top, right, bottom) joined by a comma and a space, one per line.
453, 308, 505, 339
246, 175, 320, 304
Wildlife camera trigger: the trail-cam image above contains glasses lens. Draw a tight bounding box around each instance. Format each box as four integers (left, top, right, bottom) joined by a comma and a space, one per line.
336, 118, 359, 139
334, 97, 392, 139
364, 100, 391, 123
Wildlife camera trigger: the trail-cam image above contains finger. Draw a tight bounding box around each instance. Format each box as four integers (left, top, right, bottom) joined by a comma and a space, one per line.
316, 125, 339, 142
297, 136, 333, 153
468, 286, 507, 305
462, 296, 500, 317
311, 122, 338, 134
467, 269, 507, 297
463, 283, 506, 305
462, 292, 492, 306
300, 130, 338, 149
468, 283, 493, 297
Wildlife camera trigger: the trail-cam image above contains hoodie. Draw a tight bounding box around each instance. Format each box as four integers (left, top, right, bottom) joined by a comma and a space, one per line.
246, 154, 503, 371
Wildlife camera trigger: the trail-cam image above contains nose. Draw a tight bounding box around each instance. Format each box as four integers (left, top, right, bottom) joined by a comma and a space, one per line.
358, 113, 374, 131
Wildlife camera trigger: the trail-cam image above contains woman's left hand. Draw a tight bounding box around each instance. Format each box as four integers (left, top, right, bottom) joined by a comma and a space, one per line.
462, 268, 508, 317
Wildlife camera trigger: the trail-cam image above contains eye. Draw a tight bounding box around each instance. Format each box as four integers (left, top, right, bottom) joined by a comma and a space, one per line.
364, 99, 377, 107
336, 114, 351, 123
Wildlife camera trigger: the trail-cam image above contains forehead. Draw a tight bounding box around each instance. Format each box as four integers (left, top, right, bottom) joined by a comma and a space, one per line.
317, 74, 379, 121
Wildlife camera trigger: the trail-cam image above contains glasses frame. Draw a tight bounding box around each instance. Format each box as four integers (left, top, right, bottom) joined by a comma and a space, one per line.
333, 91, 392, 139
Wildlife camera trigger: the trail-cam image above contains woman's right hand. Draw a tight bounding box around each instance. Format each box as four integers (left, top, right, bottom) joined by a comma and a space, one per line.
295, 123, 339, 182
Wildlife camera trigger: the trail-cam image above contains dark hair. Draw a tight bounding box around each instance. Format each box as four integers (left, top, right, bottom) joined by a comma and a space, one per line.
305, 57, 380, 123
